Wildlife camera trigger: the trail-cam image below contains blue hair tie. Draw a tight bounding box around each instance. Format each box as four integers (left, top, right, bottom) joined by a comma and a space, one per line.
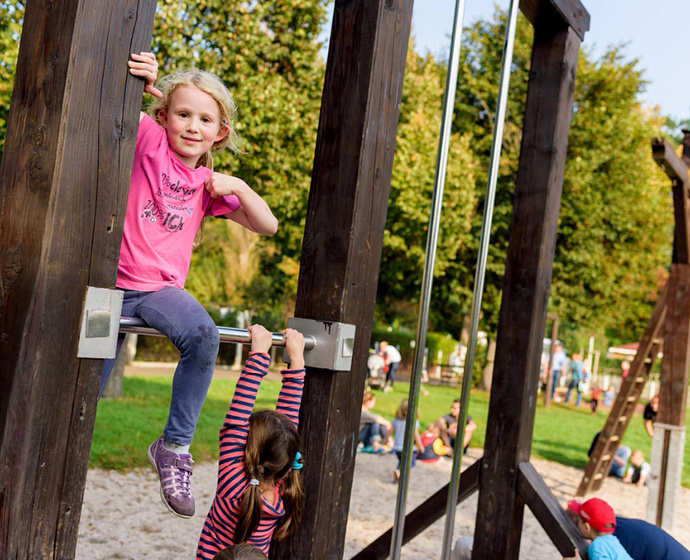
292, 451, 303, 470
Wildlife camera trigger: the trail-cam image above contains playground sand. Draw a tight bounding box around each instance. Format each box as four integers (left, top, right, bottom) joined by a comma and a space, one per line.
76, 447, 690, 559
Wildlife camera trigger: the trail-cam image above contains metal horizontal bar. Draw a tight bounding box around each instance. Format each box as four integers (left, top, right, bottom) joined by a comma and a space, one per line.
119, 317, 317, 351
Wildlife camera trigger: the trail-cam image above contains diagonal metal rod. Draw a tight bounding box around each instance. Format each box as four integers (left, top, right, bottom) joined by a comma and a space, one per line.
119, 317, 317, 350
440, 2, 521, 559
389, 1, 467, 559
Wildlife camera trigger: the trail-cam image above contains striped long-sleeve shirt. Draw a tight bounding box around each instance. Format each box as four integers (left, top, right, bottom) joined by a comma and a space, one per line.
196, 352, 306, 559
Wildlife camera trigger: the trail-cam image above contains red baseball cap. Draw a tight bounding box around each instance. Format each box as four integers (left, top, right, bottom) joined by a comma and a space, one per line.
567, 498, 616, 533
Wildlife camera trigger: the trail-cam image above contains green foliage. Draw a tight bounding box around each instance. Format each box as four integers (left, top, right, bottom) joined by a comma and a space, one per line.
552, 48, 672, 343
425, 331, 460, 366
91, 374, 690, 488
370, 325, 415, 361
152, 0, 328, 319
376, 44, 479, 334
0, 4, 676, 360
0, 1, 22, 155
445, 10, 672, 349
447, 10, 534, 336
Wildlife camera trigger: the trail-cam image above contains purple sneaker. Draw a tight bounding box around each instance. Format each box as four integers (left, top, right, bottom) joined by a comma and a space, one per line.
147, 436, 195, 518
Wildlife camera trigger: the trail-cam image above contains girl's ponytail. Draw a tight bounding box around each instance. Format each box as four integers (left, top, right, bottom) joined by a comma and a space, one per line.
234, 451, 264, 544
237, 410, 303, 543
273, 467, 304, 540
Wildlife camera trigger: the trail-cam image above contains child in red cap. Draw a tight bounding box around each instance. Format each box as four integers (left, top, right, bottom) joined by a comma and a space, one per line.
567, 498, 633, 559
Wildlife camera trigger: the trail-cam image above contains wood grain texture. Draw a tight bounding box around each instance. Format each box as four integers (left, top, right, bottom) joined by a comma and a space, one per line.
518, 462, 588, 558
520, 0, 590, 40
659, 264, 690, 426
270, 1, 413, 558
0, 1, 156, 557
472, 21, 582, 560
651, 138, 690, 264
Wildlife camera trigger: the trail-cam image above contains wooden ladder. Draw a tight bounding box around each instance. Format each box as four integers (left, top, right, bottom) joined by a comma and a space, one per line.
576, 290, 667, 497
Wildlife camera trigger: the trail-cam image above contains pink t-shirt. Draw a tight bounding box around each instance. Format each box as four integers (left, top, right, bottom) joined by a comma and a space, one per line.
116, 115, 241, 291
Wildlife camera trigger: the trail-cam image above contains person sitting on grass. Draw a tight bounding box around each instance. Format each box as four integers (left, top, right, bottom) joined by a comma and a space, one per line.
623, 450, 651, 487
588, 431, 631, 479
390, 398, 424, 482
429, 399, 477, 455
358, 391, 391, 453
565, 498, 633, 560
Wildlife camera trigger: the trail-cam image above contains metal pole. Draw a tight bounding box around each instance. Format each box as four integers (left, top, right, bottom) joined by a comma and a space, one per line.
440, 2, 521, 558
389, 1, 467, 558
119, 317, 318, 350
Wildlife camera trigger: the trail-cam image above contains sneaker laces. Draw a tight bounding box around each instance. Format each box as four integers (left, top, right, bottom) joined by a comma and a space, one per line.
160, 457, 194, 498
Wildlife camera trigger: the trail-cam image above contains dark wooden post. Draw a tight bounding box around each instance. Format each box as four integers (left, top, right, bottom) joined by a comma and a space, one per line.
651, 138, 690, 426
472, 10, 584, 559
270, 1, 413, 558
649, 137, 690, 528
0, 1, 156, 557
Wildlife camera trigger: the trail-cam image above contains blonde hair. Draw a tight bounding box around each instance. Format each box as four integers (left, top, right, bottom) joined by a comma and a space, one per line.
235, 410, 304, 544
149, 69, 240, 169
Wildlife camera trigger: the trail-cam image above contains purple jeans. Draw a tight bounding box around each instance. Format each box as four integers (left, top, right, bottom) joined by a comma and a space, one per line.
101, 287, 219, 445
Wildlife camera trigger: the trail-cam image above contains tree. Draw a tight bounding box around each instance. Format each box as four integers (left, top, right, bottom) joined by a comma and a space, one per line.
0, 1, 23, 154
152, 0, 328, 320
447, 10, 671, 345
375, 43, 480, 333
552, 48, 671, 343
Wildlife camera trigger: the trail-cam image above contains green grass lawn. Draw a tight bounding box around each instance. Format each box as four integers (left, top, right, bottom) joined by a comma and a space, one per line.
91, 375, 690, 487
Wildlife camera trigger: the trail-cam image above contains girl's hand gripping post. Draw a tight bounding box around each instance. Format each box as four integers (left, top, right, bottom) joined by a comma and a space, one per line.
247, 324, 273, 355
128, 51, 162, 98
282, 328, 305, 371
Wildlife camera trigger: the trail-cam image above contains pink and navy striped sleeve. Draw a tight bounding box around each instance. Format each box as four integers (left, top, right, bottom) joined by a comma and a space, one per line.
275, 368, 306, 429
218, 352, 271, 466
197, 355, 306, 559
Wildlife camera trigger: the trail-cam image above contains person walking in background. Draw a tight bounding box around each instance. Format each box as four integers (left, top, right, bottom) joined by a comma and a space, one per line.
380, 341, 402, 393
565, 352, 585, 407
550, 342, 567, 401
590, 386, 602, 415
448, 344, 466, 379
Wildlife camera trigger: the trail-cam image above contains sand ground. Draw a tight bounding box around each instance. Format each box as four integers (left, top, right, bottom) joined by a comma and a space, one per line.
76, 364, 690, 559
76, 447, 690, 560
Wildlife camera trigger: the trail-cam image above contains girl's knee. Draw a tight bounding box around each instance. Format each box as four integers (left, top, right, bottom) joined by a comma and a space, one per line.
195, 321, 220, 354
179, 319, 220, 363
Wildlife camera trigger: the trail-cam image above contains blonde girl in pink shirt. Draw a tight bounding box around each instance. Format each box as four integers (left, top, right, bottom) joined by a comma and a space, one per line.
100, 52, 277, 519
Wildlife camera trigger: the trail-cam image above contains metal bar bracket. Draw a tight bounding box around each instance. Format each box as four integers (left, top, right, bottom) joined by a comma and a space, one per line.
78, 287, 124, 359
286, 317, 356, 371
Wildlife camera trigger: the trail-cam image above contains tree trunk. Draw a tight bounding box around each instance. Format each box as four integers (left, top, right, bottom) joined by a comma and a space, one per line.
482, 338, 496, 392
102, 334, 138, 399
